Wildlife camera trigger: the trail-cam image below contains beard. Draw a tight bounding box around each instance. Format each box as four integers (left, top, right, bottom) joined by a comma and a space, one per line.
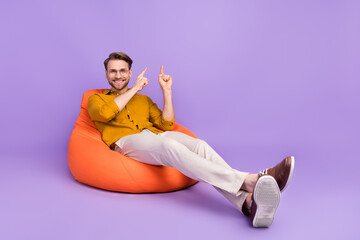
108, 78, 130, 92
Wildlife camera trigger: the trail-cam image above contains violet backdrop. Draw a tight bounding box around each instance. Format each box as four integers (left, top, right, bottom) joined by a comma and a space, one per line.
0, 0, 359, 239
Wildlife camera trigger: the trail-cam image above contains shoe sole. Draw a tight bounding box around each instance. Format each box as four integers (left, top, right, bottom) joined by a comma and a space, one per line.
252, 176, 281, 228
281, 156, 295, 192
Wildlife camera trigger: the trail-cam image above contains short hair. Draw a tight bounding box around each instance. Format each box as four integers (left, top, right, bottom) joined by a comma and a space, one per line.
104, 52, 133, 70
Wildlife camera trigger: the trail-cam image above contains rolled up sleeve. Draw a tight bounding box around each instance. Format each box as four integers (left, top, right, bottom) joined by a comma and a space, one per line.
88, 94, 120, 122
148, 97, 175, 131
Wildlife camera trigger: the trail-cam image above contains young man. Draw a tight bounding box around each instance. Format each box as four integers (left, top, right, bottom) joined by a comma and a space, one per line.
88, 52, 295, 228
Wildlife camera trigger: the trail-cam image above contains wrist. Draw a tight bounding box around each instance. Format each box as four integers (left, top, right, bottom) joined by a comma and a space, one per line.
162, 88, 172, 94
129, 87, 139, 94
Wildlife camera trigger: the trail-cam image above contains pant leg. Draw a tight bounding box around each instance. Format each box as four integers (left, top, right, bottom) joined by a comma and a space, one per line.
115, 129, 246, 196
160, 131, 234, 169
159, 131, 249, 214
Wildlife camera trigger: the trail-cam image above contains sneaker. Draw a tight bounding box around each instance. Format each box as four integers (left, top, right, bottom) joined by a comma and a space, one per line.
259, 156, 295, 192
251, 175, 281, 228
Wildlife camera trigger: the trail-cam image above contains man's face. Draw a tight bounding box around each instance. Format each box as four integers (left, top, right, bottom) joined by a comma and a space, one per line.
105, 59, 132, 92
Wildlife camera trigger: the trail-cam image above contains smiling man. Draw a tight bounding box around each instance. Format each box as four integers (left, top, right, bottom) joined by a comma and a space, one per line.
87, 52, 295, 228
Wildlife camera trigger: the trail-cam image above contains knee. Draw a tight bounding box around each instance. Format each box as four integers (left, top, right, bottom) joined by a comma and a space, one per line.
197, 139, 207, 145
196, 139, 209, 148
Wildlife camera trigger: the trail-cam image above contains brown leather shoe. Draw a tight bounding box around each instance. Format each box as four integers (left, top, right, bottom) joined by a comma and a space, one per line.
242, 200, 251, 217
250, 175, 280, 228
259, 156, 295, 192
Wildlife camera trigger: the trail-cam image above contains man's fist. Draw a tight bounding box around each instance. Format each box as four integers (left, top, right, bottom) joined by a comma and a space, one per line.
133, 67, 149, 92
158, 65, 172, 91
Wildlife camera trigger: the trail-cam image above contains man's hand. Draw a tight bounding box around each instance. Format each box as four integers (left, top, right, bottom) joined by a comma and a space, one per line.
158, 65, 172, 91
133, 67, 149, 92
158, 65, 174, 121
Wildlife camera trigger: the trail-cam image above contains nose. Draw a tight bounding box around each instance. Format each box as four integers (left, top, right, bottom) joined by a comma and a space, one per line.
115, 71, 121, 78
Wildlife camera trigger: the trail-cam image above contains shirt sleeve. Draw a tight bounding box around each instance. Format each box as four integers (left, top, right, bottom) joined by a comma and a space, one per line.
148, 96, 175, 131
88, 94, 120, 123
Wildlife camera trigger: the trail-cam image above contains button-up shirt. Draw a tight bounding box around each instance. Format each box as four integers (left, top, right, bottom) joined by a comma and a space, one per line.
88, 89, 175, 148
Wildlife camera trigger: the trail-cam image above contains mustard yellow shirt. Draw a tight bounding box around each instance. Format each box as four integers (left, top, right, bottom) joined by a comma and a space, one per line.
88, 89, 175, 148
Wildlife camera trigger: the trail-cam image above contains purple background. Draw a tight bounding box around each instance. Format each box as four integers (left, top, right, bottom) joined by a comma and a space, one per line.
1, 0, 359, 239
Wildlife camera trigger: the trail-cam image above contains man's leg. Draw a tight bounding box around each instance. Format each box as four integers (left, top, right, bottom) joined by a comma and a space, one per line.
159, 131, 251, 214
114, 129, 248, 196
115, 130, 293, 227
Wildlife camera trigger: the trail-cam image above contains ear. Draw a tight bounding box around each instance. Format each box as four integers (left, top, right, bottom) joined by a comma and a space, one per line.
105, 69, 108, 79
129, 69, 132, 78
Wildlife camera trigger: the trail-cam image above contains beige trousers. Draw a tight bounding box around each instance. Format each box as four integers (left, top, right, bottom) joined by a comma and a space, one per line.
114, 129, 249, 215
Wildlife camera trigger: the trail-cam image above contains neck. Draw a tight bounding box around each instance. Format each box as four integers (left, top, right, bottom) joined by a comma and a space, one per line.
111, 87, 129, 95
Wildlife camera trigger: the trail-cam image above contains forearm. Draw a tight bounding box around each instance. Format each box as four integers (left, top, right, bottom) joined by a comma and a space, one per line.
113, 88, 138, 111
162, 89, 175, 121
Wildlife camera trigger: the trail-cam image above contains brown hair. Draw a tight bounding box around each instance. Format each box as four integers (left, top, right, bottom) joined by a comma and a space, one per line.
104, 52, 133, 70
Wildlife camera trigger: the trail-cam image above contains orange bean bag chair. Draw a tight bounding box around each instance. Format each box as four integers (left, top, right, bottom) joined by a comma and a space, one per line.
68, 89, 198, 193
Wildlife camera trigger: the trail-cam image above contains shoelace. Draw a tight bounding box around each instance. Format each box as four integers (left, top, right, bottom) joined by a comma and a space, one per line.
259, 168, 269, 176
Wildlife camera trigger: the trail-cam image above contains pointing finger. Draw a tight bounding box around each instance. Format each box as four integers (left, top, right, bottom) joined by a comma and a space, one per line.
139, 67, 148, 77
160, 65, 164, 74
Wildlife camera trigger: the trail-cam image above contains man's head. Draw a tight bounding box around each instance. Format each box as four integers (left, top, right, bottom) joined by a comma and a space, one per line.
104, 52, 133, 93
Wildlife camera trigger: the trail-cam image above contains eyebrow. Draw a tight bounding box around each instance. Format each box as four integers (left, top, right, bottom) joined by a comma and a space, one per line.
109, 68, 128, 71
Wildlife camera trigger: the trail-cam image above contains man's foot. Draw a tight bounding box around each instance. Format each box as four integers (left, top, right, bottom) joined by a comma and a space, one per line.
251, 175, 280, 228
240, 174, 259, 193
242, 193, 252, 217
259, 156, 295, 192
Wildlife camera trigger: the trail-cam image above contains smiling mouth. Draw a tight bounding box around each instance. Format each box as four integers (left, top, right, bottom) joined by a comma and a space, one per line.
114, 79, 125, 83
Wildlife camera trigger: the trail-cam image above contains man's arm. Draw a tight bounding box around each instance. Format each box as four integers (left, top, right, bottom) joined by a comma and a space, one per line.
113, 68, 149, 111
158, 65, 175, 121
88, 94, 120, 122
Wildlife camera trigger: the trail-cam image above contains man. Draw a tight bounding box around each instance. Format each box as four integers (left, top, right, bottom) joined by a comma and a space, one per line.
88, 52, 295, 228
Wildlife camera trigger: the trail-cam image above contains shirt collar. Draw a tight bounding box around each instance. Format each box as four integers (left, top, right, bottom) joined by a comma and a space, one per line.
104, 89, 119, 95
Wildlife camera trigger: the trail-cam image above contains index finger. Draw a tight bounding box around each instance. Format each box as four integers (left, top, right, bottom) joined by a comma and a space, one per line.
138, 67, 148, 77
160, 65, 164, 74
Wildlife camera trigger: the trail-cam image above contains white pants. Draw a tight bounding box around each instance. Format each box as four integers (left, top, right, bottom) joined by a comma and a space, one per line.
114, 129, 249, 214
